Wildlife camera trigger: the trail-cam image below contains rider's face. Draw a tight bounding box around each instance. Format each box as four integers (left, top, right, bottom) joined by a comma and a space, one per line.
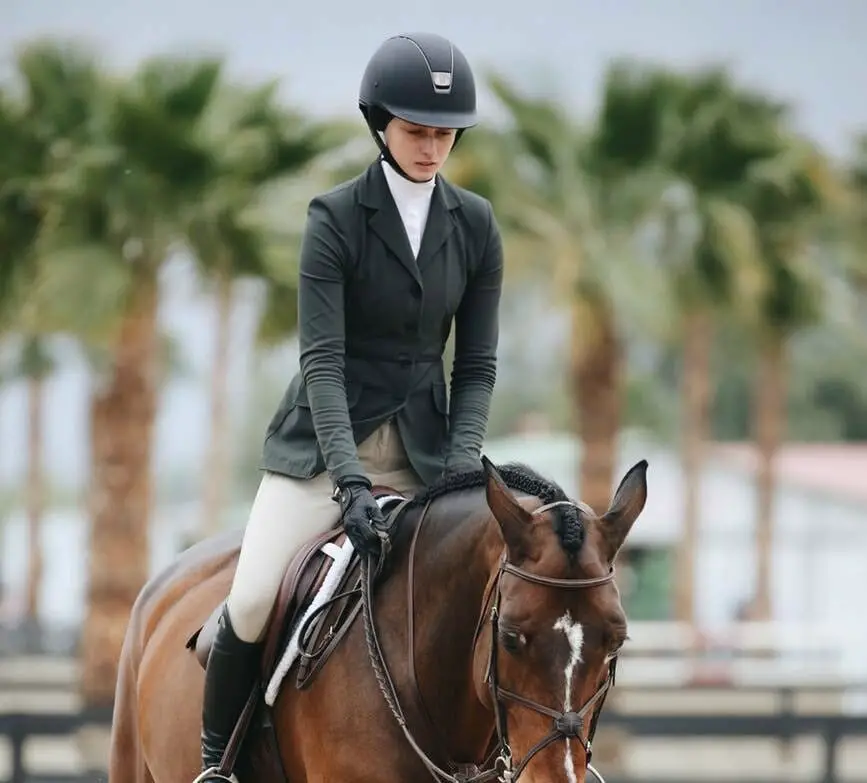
384, 118, 457, 182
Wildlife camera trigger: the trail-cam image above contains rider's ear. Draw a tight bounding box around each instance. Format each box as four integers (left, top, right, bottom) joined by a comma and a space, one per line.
600, 460, 648, 563
482, 456, 536, 562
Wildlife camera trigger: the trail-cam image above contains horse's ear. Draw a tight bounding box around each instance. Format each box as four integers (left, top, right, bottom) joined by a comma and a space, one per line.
600, 460, 648, 562
482, 456, 535, 562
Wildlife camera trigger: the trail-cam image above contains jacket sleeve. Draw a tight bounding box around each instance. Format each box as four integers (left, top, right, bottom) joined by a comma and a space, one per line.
445, 201, 504, 471
297, 197, 367, 485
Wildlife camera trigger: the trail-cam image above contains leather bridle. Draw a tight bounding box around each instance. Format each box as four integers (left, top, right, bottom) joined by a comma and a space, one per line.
360, 497, 620, 783
482, 503, 618, 780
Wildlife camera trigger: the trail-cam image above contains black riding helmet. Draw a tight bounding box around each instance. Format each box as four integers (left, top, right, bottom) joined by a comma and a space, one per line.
359, 32, 477, 181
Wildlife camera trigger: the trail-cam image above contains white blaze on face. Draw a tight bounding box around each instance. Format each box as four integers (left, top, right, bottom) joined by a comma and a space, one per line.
553, 611, 584, 783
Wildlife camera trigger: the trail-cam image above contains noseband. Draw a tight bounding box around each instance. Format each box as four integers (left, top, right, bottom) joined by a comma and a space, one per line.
360, 498, 618, 783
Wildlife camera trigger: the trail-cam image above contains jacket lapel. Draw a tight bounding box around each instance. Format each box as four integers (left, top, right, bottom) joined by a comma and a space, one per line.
416, 178, 460, 271
359, 161, 421, 285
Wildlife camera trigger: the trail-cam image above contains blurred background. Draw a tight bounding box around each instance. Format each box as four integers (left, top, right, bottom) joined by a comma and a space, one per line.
1, 0, 866, 780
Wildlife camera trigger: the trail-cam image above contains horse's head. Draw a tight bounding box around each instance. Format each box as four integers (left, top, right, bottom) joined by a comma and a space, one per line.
475, 456, 648, 783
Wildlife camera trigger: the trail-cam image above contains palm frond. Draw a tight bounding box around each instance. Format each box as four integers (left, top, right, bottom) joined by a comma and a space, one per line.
26, 240, 132, 342
255, 278, 299, 347
14, 38, 105, 144
698, 197, 765, 311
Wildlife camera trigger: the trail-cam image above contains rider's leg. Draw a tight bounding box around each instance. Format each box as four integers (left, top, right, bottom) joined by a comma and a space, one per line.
226, 421, 419, 642
198, 469, 338, 779
197, 603, 260, 781
196, 421, 422, 782
227, 471, 338, 643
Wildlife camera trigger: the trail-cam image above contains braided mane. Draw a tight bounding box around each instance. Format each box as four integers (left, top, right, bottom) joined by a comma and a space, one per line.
410, 462, 585, 554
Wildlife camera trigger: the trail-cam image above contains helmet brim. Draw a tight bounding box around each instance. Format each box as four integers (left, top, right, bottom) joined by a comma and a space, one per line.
381, 103, 478, 130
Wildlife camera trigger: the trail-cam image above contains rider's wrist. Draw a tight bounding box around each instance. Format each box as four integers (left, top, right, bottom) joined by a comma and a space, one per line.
335, 474, 371, 490
332, 474, 371, 505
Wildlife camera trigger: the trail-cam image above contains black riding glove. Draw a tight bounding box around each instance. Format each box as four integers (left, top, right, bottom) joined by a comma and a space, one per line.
333, 478, 386, 558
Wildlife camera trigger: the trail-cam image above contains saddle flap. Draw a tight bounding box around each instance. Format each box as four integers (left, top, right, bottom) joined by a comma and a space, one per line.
182, 491, 416, 782
188, 490, 408, 678
190, 603, 223, 669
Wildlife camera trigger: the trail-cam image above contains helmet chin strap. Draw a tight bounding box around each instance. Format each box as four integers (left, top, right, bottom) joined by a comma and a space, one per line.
365, 123, 429, 183
362, 110, 466, 184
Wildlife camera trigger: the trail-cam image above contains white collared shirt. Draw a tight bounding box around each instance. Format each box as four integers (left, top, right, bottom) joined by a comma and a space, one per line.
381, 160, 436, 258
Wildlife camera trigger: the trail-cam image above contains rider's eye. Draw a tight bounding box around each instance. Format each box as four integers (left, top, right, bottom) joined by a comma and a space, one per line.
500, 628, 526, 654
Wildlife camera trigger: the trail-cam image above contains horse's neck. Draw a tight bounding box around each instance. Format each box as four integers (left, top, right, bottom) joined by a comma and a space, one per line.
409, 493, 501, 760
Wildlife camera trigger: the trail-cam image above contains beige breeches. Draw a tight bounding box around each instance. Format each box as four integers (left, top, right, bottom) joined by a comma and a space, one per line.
226, 421, 423, 642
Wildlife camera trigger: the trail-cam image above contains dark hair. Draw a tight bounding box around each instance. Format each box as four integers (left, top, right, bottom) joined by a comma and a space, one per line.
411, 462, 585, 554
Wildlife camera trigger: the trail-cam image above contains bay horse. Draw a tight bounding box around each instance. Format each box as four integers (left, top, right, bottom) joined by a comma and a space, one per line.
109, 454, 647, 783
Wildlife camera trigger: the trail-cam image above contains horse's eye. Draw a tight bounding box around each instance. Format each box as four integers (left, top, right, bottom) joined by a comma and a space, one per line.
500, 629, 526, 654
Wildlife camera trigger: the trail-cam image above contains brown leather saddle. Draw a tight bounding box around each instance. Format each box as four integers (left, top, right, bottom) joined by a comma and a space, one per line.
187, 487, 409, 690
183, 487, 411, 779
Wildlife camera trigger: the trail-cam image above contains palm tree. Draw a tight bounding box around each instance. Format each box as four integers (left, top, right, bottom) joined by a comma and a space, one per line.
847, 133, 867, 290
186, 82, 354, 538
483, 71, 672, 520
0, 71, 60, 635
666, 75, 787, 625
27, 44, 226, 708
0, 90, 35, 314
635, 66, 784, 624
8, 338, 55, 630
23, 41, 344, 703
585, 61, 806, 625
741, 134, 845, 620
443, 124, 522, 206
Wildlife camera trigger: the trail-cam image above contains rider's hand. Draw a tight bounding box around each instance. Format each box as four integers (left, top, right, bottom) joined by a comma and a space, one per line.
333, 478, 386, 557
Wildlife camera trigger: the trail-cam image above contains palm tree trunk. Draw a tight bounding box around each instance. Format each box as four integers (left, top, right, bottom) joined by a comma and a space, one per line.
572, 293, 630, 771
200, 270, 233, 539
751, 333, 787, 622
574, 296, 622, 516
81, 270, 159, 709
675, 309, 713, 625
25, 372, 45, 624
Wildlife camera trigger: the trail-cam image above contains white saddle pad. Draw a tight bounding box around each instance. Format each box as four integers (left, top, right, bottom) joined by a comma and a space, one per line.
263, 495, 404, 705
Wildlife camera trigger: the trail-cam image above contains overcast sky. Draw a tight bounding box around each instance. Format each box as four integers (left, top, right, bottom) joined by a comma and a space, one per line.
4, 0, 866, 153
1, 0, 865, 486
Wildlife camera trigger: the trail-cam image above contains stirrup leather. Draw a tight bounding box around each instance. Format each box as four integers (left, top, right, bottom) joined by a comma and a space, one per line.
191, 767, 238, 783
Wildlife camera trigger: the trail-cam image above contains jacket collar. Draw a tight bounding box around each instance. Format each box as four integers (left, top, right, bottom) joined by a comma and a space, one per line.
358, 158, 463, 212
358, 159, 462, 282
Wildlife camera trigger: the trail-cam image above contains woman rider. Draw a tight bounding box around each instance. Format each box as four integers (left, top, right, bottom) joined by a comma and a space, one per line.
195, 31, 504, 782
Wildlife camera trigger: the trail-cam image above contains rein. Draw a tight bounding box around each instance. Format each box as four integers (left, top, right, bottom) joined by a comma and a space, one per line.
360, 498, 619, 783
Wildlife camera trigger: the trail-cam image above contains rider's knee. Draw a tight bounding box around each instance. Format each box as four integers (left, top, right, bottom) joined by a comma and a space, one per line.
225, 591, 271, 643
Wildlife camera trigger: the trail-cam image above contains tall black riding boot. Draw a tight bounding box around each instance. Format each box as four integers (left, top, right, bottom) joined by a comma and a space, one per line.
194, 603, 261, 783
